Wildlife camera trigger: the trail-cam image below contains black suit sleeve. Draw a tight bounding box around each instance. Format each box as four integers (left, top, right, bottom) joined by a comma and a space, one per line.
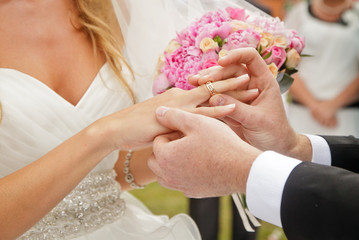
280, 162, 359, 240
321, 135, 359, 173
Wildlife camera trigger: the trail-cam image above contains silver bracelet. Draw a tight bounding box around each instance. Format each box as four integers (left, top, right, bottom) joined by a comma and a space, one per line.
123, 150, 145, 189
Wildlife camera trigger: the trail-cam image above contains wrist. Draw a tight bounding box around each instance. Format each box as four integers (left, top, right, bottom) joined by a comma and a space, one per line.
235, 144, 263, 193
330, 98, 342, 110
307, 100, 318, 110
287, 133, 312, 162
85, 118, 119, 154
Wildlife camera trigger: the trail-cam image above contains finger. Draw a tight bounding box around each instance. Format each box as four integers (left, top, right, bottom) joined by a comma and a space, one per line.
218, 48, 269, 79
220, 116, 243, 127
189, 104, 236, 119
155, 131, 183, 144
197, 65, 248, 86
188, 66, 224, 86
209, 94, 255, 125
156, 106, 198, 133
188, 74, 250, 104
223, 88, 259, 103
188, 74, 200, 87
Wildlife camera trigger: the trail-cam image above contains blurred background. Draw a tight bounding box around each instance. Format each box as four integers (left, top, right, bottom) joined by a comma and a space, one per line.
134, 0, 359, 239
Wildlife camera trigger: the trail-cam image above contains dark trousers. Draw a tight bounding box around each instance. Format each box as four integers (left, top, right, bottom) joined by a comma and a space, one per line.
189, 197, 257, 240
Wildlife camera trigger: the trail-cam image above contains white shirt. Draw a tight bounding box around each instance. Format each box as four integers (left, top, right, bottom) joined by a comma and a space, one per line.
246, 135, 331, 227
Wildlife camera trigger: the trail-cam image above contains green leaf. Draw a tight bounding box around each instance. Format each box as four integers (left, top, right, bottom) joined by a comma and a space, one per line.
258, 45, 263, 55
213, 36, 223, 48
300, 54, 314, 58
285, 68, 298, 75
263, 51, 272, 60
276, 72, 294, 94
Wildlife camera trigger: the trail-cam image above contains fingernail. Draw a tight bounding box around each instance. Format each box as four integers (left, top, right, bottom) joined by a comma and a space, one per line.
156, 106, 169, 117
220, 54, 228, 61
213, 95, 225, 106
237, 74, 249, 81
225, 103, 236, 109
247, 88, 259, 93
191, 74, 200, 79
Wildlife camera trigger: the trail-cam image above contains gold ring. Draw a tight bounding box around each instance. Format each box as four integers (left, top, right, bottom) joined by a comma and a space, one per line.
205, 81, 217, 96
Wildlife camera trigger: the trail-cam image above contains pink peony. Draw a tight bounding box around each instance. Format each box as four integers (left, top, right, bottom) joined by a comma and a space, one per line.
262, 46, 287, 69
222, 29, 261, 51
195, 22, 232, 48
226, 7, 246, 21
196, 9, 230, 25
247, 14, 285, 35
162, 45, 202, 91
202, 50, 219, 62
153, 73, 172, 95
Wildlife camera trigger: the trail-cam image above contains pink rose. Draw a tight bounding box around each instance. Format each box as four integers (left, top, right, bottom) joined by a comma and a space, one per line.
263, 46, 286, 69
226, 7, 246, 21
287, 30, 305, 54
203, 59, 219, 69
153, 73, 172, 95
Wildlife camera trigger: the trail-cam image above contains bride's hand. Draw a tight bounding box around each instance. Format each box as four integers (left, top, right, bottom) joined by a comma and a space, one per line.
99, 76, 255, 150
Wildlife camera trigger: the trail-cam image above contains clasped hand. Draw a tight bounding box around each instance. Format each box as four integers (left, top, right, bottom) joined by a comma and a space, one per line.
99, 70, 259, 151
148, 48, 309, 197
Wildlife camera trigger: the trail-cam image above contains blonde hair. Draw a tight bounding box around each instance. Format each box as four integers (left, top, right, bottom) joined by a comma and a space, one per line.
75, 0, 136, 103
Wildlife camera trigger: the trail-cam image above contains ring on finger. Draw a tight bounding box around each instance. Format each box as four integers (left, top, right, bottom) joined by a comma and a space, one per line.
205, 81, 217, 96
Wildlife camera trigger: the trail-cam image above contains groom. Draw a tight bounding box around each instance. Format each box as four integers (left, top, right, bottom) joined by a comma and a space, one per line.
148, 48, 359, 240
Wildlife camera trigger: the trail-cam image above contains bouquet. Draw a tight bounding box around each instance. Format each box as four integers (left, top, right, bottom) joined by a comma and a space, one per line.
152, 6, 305, 95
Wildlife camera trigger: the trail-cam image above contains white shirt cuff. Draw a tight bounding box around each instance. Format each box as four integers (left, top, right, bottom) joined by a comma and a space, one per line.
305, 134, 332, 166
246, 151, 301, 227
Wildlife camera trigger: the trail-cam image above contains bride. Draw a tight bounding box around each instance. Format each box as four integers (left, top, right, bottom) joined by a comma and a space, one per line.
0, 0, 259, 239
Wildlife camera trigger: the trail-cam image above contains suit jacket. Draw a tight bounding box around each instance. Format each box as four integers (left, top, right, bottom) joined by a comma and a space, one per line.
280, 136, 359, 240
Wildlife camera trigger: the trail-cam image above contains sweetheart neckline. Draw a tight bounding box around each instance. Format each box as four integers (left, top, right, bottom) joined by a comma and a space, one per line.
0, 62, 109, 108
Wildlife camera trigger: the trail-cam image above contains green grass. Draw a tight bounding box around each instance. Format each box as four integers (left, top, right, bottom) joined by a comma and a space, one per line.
131, 182, 287, 240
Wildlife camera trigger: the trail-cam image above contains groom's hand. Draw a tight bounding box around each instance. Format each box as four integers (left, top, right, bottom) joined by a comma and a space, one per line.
148, 106, 261, 197
189, 48, 311, 161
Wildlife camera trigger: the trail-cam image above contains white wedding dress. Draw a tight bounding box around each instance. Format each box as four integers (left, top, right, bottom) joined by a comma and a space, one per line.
0, 63, 200, 240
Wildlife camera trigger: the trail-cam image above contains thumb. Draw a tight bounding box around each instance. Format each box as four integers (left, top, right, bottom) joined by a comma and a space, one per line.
156, 107, 196, 133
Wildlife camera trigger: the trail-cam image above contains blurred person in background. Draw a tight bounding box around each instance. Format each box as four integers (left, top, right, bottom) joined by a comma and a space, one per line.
285, 0, 359, 136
